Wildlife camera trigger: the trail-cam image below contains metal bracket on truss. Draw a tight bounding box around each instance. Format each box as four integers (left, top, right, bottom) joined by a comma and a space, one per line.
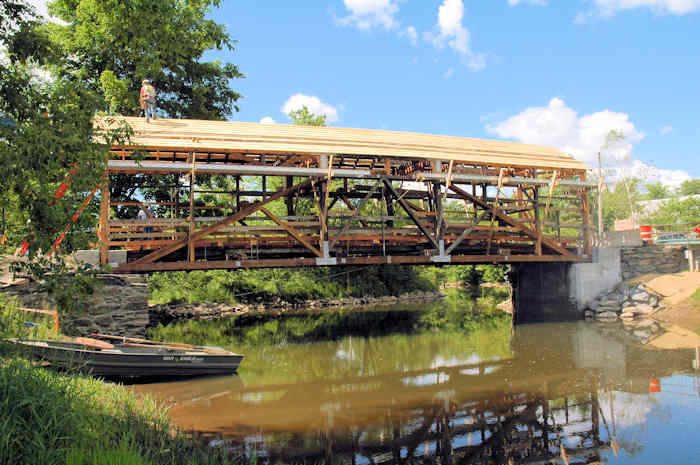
430, 240, 451, 263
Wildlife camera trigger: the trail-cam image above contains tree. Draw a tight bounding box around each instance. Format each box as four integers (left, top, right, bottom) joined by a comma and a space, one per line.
46, 0, 244, 119
680, 179, 700, 197
600, 177, 643, 230
645, 182, 670, 200
0, 0, 128, 253
288, 106, 327, 127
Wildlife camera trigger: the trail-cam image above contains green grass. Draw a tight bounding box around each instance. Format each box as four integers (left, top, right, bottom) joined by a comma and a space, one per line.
0, 297, 240, 465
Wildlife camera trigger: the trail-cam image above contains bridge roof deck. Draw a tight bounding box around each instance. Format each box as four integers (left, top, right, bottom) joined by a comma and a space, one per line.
97, 116, 589, 172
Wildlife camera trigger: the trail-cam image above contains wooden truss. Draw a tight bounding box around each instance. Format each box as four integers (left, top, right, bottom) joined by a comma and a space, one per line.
99, 120, 594, 273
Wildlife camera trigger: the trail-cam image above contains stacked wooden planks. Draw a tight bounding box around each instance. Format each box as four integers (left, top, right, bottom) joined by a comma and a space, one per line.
96, 116, 589, 171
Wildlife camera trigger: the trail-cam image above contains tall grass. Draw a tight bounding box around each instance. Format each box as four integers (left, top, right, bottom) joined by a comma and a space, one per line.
0, 297, 239, 465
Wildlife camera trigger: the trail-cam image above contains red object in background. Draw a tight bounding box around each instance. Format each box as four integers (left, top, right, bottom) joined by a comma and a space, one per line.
694, 227, 700, 238
640, 225, 653, 242
649, 378, 661, 393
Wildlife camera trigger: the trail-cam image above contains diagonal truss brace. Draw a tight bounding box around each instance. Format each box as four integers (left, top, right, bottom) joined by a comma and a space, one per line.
446, 183, 575, 257
445, 212, 489, 256
260, 207, 322, 257
328, 183, 381, 252
129, 178, 314, 265
382, 178, 439, 249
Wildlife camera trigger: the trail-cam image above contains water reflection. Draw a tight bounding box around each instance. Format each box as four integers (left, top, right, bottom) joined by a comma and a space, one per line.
135, 313, 700, 464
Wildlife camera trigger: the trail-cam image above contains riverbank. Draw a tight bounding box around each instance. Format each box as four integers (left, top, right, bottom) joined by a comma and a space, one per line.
0, 301, 238, 465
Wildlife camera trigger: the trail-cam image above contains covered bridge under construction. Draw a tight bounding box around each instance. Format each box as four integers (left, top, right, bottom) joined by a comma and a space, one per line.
97, 117, 594, 274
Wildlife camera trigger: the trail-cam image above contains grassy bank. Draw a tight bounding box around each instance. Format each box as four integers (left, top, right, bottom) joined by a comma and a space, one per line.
0, 300, 235, 465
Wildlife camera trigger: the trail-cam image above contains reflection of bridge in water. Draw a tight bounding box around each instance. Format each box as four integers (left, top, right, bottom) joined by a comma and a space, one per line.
137, 323, 699, 464
174, 359, 608, 464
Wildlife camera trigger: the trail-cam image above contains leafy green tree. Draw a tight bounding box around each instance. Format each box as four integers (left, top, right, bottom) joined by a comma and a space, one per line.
288, 106, 327, 127
0, 0, 129, 253
645, 182, 670, 200
680, 179, 700, 196
641, 195, 700, 225
47, 0, 244, 119
601, 177, 643, 230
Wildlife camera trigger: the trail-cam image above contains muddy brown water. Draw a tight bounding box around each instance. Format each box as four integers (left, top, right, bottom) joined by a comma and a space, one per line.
132, 303, 700, 464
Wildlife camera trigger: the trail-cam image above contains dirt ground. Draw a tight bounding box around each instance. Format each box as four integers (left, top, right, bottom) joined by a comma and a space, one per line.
633, 271, 700, 349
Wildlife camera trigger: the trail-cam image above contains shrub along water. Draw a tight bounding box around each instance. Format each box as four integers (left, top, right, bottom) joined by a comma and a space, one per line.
0, 298, 238, 465
148, 265, 437, 306
148, 287, 512, 350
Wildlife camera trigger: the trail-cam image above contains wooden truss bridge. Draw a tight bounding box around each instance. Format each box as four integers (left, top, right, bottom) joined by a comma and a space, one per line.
97, 117, 594, 273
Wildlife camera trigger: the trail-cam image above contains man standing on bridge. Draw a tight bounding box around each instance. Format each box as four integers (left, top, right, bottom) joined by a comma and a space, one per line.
139, 79, 157, 123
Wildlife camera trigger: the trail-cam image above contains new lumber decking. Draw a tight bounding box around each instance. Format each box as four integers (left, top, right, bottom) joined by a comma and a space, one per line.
97, 117, 589, 171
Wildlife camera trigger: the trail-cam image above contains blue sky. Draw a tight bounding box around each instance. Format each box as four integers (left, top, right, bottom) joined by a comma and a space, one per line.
33, 0, 700, 185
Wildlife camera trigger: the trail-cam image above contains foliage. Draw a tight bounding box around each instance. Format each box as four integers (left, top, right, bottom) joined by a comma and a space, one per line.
418, 265, 509, 287
10, 257, 101, 316
47, 0, 244, 119
0, 358, 236, 464
680, 179, 700, 197
641, 196, 700, 225
600, 177, 643, 230
288, 105, 326, 126
148, 265, 437, 306
0, 1, 133, 254
149, 287, 512, 349
0, 298, 60, 347
644, 182, 670, 200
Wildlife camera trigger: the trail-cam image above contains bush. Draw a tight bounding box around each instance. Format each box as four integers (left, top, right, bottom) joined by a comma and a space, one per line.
148, 265, 437, 306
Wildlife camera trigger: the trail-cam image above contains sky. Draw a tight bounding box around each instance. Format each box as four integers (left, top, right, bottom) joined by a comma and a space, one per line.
29, 0, 700, 186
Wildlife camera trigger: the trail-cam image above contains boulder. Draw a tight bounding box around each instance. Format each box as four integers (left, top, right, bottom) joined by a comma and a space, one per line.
596, 304, 621, 313
620, 312, 636, 320
631, 291, 650, 303
633, 304, 656, 315
596, 311, 618, 320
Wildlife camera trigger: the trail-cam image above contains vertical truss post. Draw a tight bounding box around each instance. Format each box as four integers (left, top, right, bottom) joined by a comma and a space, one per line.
188, 153, 196, 262
581, 172, 593, 257
235, 176, 240, 211
286, 176, 294, 216
534, 186, 542, 255
99, 173, 110, 265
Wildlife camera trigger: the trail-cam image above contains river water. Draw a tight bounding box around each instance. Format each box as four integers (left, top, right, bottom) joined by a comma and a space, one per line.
133, 294, 700, 464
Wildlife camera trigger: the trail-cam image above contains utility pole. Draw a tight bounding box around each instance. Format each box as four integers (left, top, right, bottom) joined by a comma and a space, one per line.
598, 151, 603, 238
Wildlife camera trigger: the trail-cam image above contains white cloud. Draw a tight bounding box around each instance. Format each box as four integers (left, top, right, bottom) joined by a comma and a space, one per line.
404, 26, 418, 45
259, 117, 276, 125
443, 67, 455, 79
282, 94, 339, 123
339, 0, 400, 30
426, 0, 486, 71
25, 0, 67, 24
508, 0, 548, 6
487, 98, 691, 186
660, 125, 673, 135
618, 160, 690, 186
582, 0, 700, 18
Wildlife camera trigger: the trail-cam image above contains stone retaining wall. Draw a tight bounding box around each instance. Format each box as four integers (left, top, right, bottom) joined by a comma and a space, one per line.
621, 245, 687, 280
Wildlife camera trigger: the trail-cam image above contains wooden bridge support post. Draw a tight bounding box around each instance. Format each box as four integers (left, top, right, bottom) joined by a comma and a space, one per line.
99, 174, 110, 265
286, 176, 295, 217
581, 173, 593, 257
534, 187, 542, 255
188, 153, 196, 262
